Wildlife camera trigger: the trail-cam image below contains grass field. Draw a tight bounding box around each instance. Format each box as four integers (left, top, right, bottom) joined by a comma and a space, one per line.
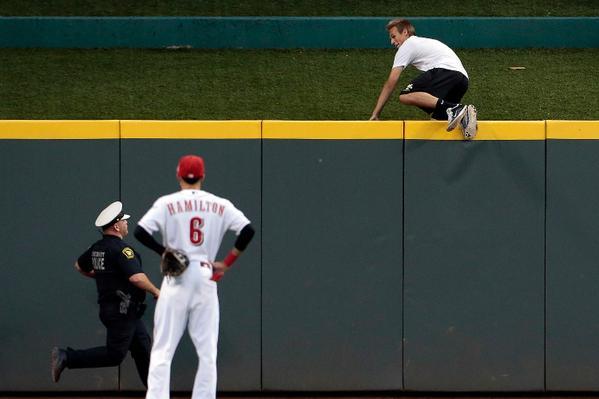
2, 0, 598, 16
1, 48, 598, 121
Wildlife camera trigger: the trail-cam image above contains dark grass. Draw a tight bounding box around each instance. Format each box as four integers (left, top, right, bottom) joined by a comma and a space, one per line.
1, 0, 598, 16
1, 48, 598, 120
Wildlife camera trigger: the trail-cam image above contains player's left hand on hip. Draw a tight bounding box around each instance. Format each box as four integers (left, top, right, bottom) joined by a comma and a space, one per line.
211, 261, 227, 282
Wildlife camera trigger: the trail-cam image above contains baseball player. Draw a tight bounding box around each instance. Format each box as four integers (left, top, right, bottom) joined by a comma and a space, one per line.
134, 154, 255, 399
51, 201, 160, 386
370, 18, 478, 139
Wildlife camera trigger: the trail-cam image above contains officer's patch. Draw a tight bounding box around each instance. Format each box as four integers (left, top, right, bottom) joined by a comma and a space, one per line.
122, 247, 135, 259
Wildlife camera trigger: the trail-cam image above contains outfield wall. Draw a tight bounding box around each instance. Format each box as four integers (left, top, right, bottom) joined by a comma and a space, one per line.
1, 120, 599, 392
1, 17, 598, 49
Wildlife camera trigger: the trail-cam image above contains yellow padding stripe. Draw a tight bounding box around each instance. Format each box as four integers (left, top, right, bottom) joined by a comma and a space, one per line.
120, 120, 261, 139
406, 121, 546, 140
263, 121, 403, 139
547, 121, 599, 139
3, 120, 598, 140
0, 120, 119, 139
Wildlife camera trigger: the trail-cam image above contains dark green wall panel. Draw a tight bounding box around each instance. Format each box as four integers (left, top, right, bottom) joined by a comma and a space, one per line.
119, 139, 261, 391
262, 140, 403, 390
403, 140, 545, 391
546, 140, 599, 390
0, 140, 119, 391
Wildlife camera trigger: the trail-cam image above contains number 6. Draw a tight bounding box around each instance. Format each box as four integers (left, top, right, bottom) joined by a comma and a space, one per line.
190, 217, 204, 245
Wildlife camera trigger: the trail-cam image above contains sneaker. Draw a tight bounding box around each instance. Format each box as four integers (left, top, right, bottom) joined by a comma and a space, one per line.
51, 347, 67, 382
460, 105, 478, 140
446, 104, 467, 132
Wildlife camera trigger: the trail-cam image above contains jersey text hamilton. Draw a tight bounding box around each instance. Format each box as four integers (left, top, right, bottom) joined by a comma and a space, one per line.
166, 200, 225, 217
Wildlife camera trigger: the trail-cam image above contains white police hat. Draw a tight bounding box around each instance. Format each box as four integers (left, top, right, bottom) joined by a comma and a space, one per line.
95, 201, 131, 228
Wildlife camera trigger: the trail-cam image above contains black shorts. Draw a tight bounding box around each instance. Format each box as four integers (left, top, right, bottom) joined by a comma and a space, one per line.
400, 68, 469, 105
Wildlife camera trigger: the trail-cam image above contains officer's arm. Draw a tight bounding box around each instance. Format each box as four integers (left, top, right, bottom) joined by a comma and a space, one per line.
129, 273, 160, 299
134, 225, 165, 256
74, 261, 95, 278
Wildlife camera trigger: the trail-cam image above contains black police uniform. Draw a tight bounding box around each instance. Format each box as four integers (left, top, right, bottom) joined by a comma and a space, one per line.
65, 235, 151, 386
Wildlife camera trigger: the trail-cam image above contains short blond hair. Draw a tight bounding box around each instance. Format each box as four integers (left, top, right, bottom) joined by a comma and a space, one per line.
386, 19, 415, 36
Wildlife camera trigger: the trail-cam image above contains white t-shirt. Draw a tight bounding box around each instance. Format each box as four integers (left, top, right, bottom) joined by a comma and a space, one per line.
392, 36, 468, 79
138, 189, 250, 264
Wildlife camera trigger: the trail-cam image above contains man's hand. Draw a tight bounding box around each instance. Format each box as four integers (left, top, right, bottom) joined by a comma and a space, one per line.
370, 67, 403, 121
211, 261, 228, 282
74, 261, 95, 278
129, 272, 161, 299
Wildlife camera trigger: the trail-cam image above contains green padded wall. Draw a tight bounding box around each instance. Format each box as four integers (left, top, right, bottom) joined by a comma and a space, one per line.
546, 128, 599, 390
5, 120, 599, 393
403, 139, 545, 391
262, 139, 404, 390
0, 139, 119, 391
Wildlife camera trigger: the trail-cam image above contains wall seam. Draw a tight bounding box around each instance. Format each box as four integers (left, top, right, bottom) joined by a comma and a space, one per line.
260, 119, 264, 391
401, 121, 406, 391
119, 119, 123, 390
543, 121, 548, 391
118, 119, 123, 201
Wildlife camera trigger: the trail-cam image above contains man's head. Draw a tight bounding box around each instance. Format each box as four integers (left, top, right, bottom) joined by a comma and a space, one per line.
386, 19, 415, 48
177, 155, 205, 187
95, 201, 131, 238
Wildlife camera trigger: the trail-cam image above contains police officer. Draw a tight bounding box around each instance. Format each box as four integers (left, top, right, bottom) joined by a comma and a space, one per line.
51, 201, 160, 387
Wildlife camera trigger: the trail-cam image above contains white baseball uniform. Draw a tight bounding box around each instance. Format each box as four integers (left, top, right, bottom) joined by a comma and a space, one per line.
139, 188, 250, 399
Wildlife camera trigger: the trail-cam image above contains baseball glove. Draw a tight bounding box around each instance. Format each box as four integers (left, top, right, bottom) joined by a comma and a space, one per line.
160, 248, 189, 277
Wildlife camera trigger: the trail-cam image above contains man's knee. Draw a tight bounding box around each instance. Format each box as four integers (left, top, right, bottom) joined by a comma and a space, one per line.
106, 347, 128, 365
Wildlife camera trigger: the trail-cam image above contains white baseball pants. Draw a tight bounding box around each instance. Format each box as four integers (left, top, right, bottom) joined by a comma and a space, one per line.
146, 264, 219, 399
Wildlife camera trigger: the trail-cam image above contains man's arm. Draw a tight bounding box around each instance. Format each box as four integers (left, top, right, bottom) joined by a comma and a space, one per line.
370, 67, 403, 120
129, 273, 160, 299
74, 261, 95, 278
212, 224, 255, 281
134, 225, 165, 256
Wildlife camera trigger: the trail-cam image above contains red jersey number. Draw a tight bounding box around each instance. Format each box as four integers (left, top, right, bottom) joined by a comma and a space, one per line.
190, 217, 204, 245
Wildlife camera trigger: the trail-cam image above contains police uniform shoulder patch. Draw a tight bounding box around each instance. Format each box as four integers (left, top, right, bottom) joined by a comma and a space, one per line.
122, 247, 135, 259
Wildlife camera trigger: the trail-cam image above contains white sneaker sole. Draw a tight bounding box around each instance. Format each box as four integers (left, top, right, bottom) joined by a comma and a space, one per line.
461, 105, 478, 140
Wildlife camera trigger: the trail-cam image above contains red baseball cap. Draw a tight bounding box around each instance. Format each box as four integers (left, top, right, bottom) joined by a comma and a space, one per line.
177, 155, 205, 180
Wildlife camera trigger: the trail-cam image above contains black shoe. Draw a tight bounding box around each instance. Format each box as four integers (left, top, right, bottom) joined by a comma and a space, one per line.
446, 104, 467, 132
51, 347, 67, 382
